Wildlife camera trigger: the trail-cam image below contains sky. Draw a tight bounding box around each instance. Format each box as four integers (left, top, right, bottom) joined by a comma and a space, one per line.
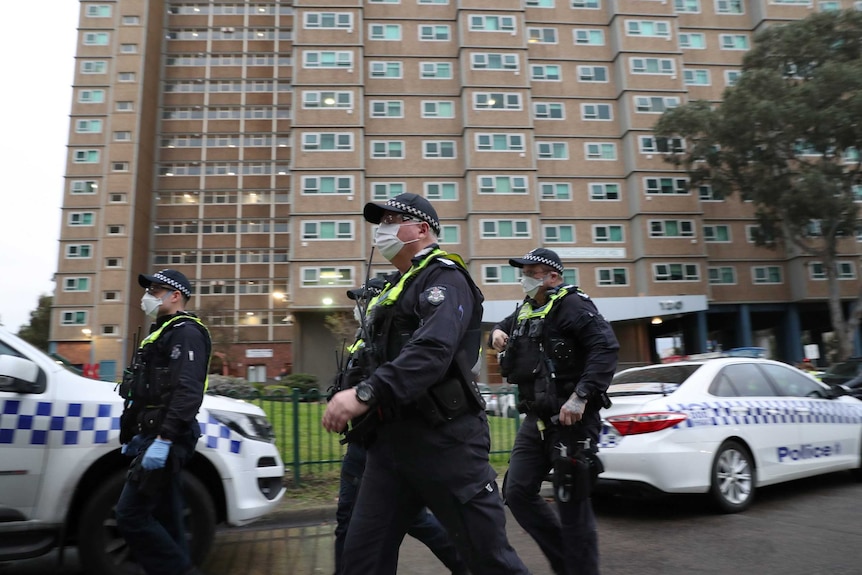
0, 2, 80, 332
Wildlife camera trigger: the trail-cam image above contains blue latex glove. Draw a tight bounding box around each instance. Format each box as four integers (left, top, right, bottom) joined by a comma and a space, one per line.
121, 434, 146, 457
141, 438, 172, 470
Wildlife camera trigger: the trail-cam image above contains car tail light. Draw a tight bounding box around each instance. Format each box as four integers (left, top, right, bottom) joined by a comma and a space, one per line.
606, 412, 688, 435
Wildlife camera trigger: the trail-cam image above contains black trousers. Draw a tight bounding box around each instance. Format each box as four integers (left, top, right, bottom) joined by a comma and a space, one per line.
341, 412, 529, 575
503, 413, 600, 575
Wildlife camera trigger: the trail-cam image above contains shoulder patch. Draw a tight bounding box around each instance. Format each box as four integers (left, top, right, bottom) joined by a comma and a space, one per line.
436, 258, 457, 267
171, 344, 183, 360
425, 286, 447, 305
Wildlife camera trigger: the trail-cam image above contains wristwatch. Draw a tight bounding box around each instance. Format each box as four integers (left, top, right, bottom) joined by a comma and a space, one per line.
355, 381, 375, 405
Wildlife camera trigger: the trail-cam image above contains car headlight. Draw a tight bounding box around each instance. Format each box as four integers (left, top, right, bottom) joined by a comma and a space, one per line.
208, 409, 276, 443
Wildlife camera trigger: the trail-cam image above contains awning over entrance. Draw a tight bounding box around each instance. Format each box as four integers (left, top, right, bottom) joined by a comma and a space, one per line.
482, 294, 709, 324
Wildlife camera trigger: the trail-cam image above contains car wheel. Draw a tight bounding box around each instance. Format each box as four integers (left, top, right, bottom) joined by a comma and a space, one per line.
77, 470, 217, 575
852, 433, 862, 482
708, 440, 756, 513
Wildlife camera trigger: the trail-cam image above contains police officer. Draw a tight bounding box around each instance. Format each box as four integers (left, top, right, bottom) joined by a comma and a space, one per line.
490, 248, 619, 575
322, 193, 528, 575
115, 269, 211, 575
333, 279, 468, 575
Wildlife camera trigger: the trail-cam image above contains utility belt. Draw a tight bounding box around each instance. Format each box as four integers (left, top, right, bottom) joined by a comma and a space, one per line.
410, 375, 483, 427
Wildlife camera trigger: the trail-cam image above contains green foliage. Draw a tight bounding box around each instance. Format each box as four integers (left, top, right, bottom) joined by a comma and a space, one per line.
206, 375, 259, 398
16, 295, 52, 351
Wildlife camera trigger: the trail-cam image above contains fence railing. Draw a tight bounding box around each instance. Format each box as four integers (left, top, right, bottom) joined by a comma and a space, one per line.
241, 388, 522, 486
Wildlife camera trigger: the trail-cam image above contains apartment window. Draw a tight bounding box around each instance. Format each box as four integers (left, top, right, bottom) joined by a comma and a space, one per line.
69, 212, 95, 226
650, 220, 694, 238
538, 142, 568, 159
302, 267, 354, 287
716, 0, 744, 13
590, 183, 620, 200
83, 32, 110, 46
470, 15, 516, 32
419, 0, 449, 4
720, 34, 749, 50
422, 100, 455, 118
116, 101, 133, 111
585, 143, 616, 160
369, 23, 401, 40
371, 182, 405, 200
543, 225, 575, 243
304, 51, 353, 68
61, 311, 88, 326
420, 62, 452, 78
425, 182, 458, 200
63, 277, 90, 292
303, 90, 352, 109
75, 119, 103, 133
746, 225, 776, 244
639, 136, 684, 154
645, 177, 688, 194
581, 103, 612, 120
476, 133, 525, 152
118, 72, 135, 82
105, 258, 123, 270
304, 12, 353, 29
302, 132, 353, 151
541, 182, 572, 200
703, 225, 731, 242
630, 58, 675, 75
107, 225, 125, 235
66, 244, 92, 258
534, 103, 564, 119
528, 27, 557, 44
370, 100, 404, 118
113, 131, 131, 142
654, 263, 699, 282
699, 184, 723, 201
709, 267, 736, 284
593, 225, 624, 243
439, 225, 460, 243
483, 265, 520, 285
684, 69, 711, 86
420, 25, 450, 41
810, 261, 856, 280
71, 180, 98, 194
478, 176, 528, 194
301, 176, 353, 195
371, 141, 404, 158
752, 266, 782, 284
120, 44, 138, 53
79, 89, 105, 103
725, 70, 742, 86
634, 96, 680, 113
474, 92, 521, 110
625, 20, 670, 38
74, 150, 100, 163
120, 15, 138, 25
472, 53, 519, 71
481, 220, 530, 238
819, 1, 841, 10
679, 33, 706, 49
572, 0, 600, 7
423, 140, 456, 158
597, 268, 628, 286
86, 5, 111, 17
674, 0, 701, 12
578, 65, 607, 82
81, 60, 107, 74
574, 29, 604, 45
302, 221, 354, 240
110, 193, 126, 203
369, 61, 403, 78
104, 290, 121, 301
527, 0, 555, 6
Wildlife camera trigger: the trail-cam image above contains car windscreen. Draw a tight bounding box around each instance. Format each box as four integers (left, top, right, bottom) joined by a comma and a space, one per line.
825, 361, 861, 377
608, 364, 702, 396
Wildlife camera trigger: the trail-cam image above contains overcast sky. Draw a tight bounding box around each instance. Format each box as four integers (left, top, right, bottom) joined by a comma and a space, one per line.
0, 2, 79, 332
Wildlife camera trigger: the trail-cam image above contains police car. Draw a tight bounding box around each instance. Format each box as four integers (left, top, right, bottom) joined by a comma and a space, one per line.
0, 327, 285, 574
597, 358, 862, 513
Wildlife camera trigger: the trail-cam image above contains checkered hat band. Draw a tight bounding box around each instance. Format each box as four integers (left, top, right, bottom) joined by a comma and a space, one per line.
522, 254, 564, 273
154, 273, 191, 297
385, 199, 440, 233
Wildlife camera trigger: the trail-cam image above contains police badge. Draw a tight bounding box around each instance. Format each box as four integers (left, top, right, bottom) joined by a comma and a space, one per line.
426, 286, 446, 305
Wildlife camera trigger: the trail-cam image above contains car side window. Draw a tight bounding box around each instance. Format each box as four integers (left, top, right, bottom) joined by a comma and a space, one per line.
712, 363, 776, 397
760, 363, 824, 397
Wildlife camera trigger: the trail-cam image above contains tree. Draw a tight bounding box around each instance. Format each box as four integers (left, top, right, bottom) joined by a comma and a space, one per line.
17, 295, 53, 351
654, 10, 862, 361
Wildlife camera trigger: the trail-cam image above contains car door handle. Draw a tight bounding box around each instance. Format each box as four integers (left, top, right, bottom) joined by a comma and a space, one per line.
730, 406, 750, 415
765, 408, 782, 415
794, 407, 811, 415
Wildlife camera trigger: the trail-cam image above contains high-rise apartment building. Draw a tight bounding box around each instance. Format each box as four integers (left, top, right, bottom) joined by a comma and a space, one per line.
52, 0, 862, 383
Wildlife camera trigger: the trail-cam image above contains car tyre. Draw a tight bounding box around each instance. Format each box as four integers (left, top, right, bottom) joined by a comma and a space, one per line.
77, 470, 216, 575
708, 440, 755, 514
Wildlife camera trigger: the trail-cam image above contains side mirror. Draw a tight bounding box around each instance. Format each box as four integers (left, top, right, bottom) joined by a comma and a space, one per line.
0, 355, 43, 394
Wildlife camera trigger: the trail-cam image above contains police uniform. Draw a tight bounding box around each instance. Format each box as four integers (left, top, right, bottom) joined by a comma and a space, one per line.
493, 249, 619, 575
115, 270, 211, 575
340, 194, 529, 575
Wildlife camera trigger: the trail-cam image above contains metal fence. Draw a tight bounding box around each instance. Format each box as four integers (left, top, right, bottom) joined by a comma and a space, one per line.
244, 388, 522, 486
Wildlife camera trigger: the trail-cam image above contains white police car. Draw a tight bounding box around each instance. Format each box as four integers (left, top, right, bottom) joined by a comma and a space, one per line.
597, 357, 862, 512
0, 327, 285, 574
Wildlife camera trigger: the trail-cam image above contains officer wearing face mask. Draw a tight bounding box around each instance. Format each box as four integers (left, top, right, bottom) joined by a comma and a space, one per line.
490, 248, 619, 575
322, 193, 529, 575
115, 269, 211, 575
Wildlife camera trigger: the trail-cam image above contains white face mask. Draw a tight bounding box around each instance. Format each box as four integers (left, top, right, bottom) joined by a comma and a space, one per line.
374, 223, 419, 260
140, 292, 167, 317
520, 275, 547, 298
